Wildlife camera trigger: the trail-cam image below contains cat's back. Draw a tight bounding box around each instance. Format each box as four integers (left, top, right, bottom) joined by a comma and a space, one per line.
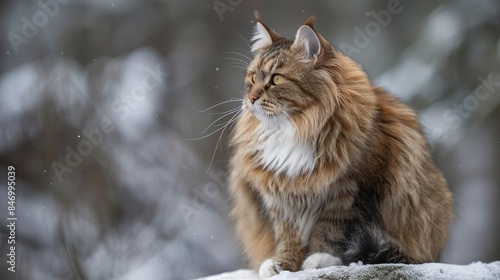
355, 86, 453, 262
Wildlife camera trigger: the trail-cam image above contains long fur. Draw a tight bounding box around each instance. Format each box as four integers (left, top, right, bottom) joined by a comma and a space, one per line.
228, 13, 453, 274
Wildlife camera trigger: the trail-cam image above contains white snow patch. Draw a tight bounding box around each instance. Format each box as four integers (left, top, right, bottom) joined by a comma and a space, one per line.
199, 269, 259, 280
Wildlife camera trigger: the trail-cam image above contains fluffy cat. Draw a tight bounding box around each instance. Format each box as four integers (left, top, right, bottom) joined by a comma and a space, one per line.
228, 12, 453, 279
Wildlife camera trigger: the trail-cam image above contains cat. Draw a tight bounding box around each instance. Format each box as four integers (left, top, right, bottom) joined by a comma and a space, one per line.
228, 11, 453, 279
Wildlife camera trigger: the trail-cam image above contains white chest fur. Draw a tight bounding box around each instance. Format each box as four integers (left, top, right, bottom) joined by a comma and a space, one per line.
254, 119, 316, 178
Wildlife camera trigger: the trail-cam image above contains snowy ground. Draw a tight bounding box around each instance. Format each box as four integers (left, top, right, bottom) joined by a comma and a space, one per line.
199, 261, 500, 280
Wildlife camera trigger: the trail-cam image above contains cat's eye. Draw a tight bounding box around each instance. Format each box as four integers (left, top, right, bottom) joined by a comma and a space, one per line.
272, 74, 285, 85
251, 73, 256, 83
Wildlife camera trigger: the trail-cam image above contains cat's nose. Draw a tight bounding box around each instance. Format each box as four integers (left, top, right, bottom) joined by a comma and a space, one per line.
248, 92, 261, 104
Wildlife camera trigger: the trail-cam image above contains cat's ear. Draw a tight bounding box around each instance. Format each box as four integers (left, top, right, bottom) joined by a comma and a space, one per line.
292, 16, 323, 62
251, 10, 281, 53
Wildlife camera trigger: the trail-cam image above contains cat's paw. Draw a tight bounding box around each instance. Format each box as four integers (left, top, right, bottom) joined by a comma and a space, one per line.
301, 252, 343, 270
259, 258, 283, 279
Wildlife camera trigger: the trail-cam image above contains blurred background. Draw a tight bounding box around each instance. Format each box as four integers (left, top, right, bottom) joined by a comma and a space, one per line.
0, 0, 499, 279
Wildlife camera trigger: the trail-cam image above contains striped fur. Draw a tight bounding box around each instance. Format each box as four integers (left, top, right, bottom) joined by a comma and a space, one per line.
228, 12, 453, 278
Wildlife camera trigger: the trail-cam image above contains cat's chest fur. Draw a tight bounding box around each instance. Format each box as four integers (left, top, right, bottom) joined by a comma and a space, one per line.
253, 120, 316, 178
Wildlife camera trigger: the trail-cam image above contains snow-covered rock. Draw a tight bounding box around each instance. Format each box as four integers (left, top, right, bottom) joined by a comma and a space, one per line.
198, 261, 500, 280
199, 269, 259, 280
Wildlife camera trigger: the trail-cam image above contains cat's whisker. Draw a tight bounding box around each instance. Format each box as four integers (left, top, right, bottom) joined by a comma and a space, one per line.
186, 109, 240, 141
229, 64, 249, 71
222, 51, 252, 62
229, 61, 250, 68
185, 124, 229, 141
224, 60, 249, 67
279, 108, 301, 142
186, 109, 241, 141
208, 107, 241, 115
213, 115, 240, 128
197, 98, 243, 113
229, 112, 241, 130
205, 109, 243, 174
231, 29, 252, 50
201, 108, 241, 134
222, 57, 250, 66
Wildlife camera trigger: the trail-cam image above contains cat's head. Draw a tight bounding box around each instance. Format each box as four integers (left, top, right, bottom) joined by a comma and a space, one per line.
244, 12, 333, 121
241, 11, 374, 143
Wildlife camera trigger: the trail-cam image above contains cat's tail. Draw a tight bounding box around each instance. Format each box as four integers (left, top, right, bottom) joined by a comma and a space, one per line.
341, 222, 413, 265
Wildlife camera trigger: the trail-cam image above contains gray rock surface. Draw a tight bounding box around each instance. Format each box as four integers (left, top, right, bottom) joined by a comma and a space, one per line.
200, 261, 500, 280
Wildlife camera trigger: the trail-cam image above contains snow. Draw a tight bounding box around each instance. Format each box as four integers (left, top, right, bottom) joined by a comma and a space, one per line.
199, 269, 259, 280
199, 261, 500, 280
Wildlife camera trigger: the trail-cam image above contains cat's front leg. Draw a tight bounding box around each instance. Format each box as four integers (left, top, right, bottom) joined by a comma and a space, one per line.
258, 221, 305, 279
259, 249, 304, 279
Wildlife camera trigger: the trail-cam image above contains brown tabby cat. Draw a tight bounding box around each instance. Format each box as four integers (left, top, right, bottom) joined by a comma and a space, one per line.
228, 12, 453, 279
